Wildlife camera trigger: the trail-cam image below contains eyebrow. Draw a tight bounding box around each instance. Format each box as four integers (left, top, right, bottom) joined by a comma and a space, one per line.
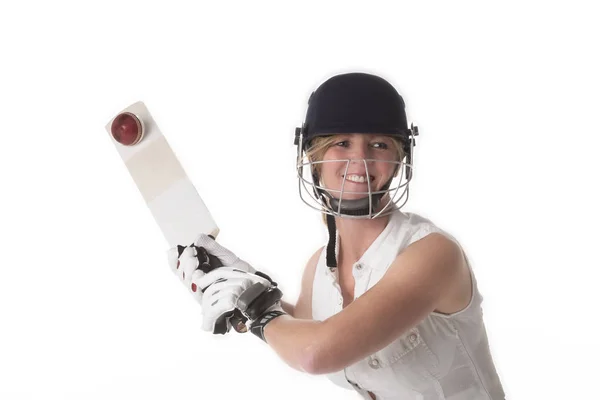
332, 135, 393, 143
370, 135, 393, 141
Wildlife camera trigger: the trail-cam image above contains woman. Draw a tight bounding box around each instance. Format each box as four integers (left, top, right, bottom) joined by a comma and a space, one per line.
169, 73, 506, 399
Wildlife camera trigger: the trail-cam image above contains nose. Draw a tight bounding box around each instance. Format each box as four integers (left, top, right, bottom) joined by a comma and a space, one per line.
348, 143, 374, 167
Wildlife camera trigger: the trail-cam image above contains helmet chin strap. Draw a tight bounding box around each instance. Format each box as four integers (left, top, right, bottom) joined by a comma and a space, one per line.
321, 191, 384, 216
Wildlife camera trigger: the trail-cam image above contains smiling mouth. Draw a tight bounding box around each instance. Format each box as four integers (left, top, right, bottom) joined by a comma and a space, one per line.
342, 174, 375, 184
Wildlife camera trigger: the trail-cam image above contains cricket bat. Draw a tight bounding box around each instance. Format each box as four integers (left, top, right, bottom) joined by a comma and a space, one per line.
104, 101, 219, 247
104, 102, 249, 333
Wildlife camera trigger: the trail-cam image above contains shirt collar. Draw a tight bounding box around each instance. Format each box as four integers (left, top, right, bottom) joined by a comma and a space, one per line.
332, 209, 407, 271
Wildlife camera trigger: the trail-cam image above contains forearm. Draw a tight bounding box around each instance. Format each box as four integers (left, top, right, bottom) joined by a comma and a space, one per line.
280, 300, 295, 317
262, 314, 323, 374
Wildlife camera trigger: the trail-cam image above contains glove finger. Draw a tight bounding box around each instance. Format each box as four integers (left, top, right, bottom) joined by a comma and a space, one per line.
202, 293, 240, 332
213, 310, 235, 335
203, 288, 244, 312
168, 245, 199, 285
201, 277, 256, 299
229, 259, 256, 273
195, 267, 270, 292
203, 287, 245, 332
189, 269, 206, 301
194, 234, 240, 266
180, 246, 200, 286
194, 235, 256, 273
204, 283, 246, 304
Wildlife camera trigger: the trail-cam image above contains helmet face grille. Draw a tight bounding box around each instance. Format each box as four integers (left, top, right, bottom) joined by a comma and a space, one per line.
296, 152, 415, 219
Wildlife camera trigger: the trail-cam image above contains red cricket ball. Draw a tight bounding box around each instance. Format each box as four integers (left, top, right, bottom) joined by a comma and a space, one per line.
110, 112, 143, 146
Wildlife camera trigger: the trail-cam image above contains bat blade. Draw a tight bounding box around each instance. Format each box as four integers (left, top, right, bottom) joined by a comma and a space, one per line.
105, 101, 219, 248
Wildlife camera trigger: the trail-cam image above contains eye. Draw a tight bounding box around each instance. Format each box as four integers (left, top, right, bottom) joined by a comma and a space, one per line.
335, 140, 349, 147
371, 142, 389, 150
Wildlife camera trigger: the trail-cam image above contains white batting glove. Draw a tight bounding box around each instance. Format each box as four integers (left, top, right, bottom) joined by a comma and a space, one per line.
167, 234, 256, 304
168, 235, 285, 337
194, 267, 276, 334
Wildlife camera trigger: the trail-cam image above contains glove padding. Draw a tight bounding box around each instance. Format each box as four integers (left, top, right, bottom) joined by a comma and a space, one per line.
195, 267, 276, 333
167, 234, 256, 304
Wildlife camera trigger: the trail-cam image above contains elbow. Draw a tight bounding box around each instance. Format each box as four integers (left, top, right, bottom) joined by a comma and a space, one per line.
298, 321, 346, 375
299, 343, 341, 375
300, 344, 322, 375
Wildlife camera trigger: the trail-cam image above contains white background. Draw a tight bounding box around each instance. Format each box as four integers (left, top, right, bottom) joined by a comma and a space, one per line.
1, 1, 599, 399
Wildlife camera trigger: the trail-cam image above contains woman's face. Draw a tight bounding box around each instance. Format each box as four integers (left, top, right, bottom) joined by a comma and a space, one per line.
318, 133, 400, 200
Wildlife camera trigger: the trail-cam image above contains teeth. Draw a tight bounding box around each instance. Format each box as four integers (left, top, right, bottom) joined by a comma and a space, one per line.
344, 174, 373, 183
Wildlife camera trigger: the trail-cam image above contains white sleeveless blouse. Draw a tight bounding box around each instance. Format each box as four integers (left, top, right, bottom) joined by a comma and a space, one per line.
311, 210, 505, 399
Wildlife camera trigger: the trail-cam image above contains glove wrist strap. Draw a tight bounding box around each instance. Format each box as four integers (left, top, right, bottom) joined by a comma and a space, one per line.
237, 283, 283, 320
249, 309, 286, 342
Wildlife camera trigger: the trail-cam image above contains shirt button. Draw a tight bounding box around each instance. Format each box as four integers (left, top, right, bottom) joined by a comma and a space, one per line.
409, 333, 418, 342
368, 358, 381, 369
355, 263, 363, 271
338, 297, 343, 305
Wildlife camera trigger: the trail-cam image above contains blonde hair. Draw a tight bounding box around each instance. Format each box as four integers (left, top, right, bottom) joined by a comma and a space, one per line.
303, 135, 407, 224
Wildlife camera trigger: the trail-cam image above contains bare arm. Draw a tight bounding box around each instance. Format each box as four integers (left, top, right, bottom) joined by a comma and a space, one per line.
280, 301, 295, 316
262, 233, 465, 374
276, 246, 321, 319
271, 246, 322, 318
251, 247, 321, 372
292, 246, 321, 320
